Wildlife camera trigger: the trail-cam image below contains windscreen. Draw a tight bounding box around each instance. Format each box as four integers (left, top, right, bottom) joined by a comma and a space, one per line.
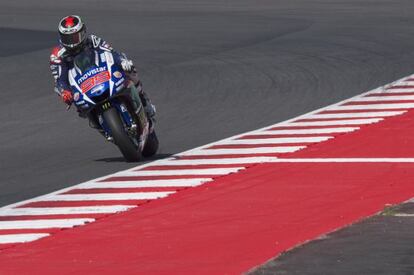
74, 49, 97, 72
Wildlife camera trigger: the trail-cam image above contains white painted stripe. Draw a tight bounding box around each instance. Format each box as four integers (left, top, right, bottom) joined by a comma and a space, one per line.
216, 136, 332, 145
353, 95, 414, 101
307, 111, 405, 119
0, 205, 135, 216
266, 158, 414, 163
81, 178, 210, 188
80, 179, 211, 189
40, 192, 174, 201
155, 157, 279, 166
384, 89, 414, 93
259, 127, 359, 135
0, 233, 50, 244
180, 146, 305, 156
116, 167, 244, 176
284, 118, 382, 126
0, 218, 94, 230
328, 103, 414, 110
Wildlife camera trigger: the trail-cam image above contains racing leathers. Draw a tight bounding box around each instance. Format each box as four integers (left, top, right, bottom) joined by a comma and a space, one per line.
49, 34, 155, 135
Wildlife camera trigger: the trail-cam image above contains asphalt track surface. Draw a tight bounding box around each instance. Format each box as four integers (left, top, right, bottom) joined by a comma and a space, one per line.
1, 0, 414, 273
252, 201, 414, 274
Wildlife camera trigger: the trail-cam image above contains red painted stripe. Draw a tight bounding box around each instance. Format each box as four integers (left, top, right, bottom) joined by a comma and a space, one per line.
294, 117, 383, 122
207, 143, 313, 149
318, 109, 408, 114
365, 92, 414, 97
387, 85, 414, 89
63, 187, 184, 194
0, 214, 106, 221
19, 200, 149, 208
176, 153, 282, 160
0, 228, 62, 235
343, 100, 414, 105
269, 125, 363, 130
0, 244, 16, 250
239, 134, 339, 139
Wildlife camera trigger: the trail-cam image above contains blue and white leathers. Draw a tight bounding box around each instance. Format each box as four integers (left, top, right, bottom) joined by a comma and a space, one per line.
67, 47, 149, 150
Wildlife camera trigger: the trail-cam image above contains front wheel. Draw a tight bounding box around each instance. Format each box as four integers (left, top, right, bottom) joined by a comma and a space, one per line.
142, 131, 159, 157
103, 107, 141, 162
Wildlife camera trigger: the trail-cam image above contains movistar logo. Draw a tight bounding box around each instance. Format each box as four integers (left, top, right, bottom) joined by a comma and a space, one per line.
77, 66, 107, 84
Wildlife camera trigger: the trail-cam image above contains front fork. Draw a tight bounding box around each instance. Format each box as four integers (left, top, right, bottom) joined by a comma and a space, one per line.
96, 91, 149, 149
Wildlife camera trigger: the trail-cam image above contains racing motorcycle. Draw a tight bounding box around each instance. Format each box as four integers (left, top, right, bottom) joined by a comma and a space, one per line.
68, 48, 158, 162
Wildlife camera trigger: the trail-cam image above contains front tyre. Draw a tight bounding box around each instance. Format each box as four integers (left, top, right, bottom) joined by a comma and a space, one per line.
142, 131, 159, 157
103, 107, 141, 162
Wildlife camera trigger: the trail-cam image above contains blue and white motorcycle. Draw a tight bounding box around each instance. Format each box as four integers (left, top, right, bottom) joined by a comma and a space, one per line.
68, 48, 158, 162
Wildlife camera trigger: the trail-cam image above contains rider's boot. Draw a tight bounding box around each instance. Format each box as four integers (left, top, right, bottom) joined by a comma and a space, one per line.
127, 71, 156, 122
135, 81, 156, 124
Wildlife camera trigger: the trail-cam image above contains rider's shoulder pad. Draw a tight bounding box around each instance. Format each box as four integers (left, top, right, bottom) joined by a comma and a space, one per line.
90, 34, 113, 51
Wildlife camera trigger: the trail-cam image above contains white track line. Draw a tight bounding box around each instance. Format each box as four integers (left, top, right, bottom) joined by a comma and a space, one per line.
356, 95, 414, 101
258, 127, 360, 135
0, 234, 50, 244
284, 118, 382, 126
0, 219, 94, 230
78, 179, 212, 189
40, 192, 175, 202
307, 111, 405, 119
0, 206, 136, 216
215, 137, 332, 145
117, 167, 244, 176
155, 157, 279, 166
328, 103, 414, 110
383, 89, 414, 93
180, 146, 305, 156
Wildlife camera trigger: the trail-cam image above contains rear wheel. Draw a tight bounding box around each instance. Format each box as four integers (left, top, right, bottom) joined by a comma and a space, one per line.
103, 107, 141, 162
142, 131, 159, 157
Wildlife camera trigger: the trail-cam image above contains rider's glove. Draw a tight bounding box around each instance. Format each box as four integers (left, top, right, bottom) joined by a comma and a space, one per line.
61, 90, 73, 105
121, 59, 134, 72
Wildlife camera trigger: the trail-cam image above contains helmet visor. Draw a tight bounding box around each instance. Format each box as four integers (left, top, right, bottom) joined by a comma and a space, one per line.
60, 27, 86, 48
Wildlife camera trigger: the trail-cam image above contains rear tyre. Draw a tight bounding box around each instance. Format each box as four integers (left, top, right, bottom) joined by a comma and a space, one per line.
103, 107, 141, 162
142, 131, 159, 157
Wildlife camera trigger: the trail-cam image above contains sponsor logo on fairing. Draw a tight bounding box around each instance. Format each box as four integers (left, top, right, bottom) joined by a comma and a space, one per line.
91, 84, 105, 95
115, 78, 125, 87
77, 66, 107, 85
80, 71, 110, 94
113, 71, 122, 78
74, 92, 80, 101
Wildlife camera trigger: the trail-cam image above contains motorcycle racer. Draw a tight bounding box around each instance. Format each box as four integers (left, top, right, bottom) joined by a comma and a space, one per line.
49, 15, 155, 137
